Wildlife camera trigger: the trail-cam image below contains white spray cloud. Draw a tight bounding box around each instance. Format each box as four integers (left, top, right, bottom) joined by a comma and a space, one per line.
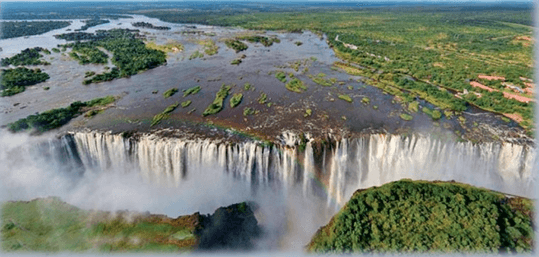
0, 131, 335, 252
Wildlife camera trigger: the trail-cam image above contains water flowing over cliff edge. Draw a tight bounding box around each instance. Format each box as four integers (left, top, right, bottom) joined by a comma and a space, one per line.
37, 130, 536, 206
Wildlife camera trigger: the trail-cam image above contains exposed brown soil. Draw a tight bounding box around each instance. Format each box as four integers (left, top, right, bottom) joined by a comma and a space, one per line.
478, 74, 505, 81
470, 81, 495, 92
503, 113, 524, 123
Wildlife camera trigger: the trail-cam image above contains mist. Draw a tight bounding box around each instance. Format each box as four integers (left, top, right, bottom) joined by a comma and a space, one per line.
0, 131, 336, 252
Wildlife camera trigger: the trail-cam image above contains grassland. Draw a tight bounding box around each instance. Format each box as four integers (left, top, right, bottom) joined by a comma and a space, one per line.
1, 197, 259, 253
308, 179, 534, 253
199, 39, 219, 56
285, 78, 307, 93
145, 40, 184, 56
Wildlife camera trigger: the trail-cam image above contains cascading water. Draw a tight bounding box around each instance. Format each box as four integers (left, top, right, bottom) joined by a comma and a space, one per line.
39, 130, 536, 208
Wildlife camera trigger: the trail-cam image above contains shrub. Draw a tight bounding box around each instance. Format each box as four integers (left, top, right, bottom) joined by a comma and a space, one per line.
286, 78, 307, 93
203, 84, 231, 116
183, 86, 201, 97
181, 100, 191, 108
163, 88, 179, 98
230, 93, 243, 107
400, 113, 413, 120
275, 72, 287, 83
338, 94, 352, 103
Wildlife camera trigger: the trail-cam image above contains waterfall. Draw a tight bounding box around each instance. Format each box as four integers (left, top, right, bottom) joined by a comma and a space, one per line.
43, 131, 536, 206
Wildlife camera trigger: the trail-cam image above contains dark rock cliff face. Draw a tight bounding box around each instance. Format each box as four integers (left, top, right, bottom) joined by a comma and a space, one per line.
195, 202, 261, 251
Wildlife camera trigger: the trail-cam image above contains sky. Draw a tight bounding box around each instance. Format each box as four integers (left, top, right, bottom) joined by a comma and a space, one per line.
0, 0, 533, 2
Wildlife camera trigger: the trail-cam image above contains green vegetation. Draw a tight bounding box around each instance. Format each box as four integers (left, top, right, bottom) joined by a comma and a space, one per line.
236, 35, 280, 47
285, 78, 307, 93
304, 108, 312, 117
172, 5, 533, 134
1, 47, 50, 66
257, 93, 267, 104
76, 19, 109, 31
183, 85, 201, 97
338, 94, 352, 103
2, 197, 258, 252
131, 21, 170, 30
311, 73, 334, 87
43, 86, 50, 90
244, 83, 252, 90
163, 88, 179, 98
86, 95, 116, 107
230, 93, 243, 107
408, 101, 419, 112
1, 67, 50, 96
145, 41, 184, 54
275, 72, 287, 83
224, 39, 248, 53
84, 109, 103, 117
181, 100, 192, 108
422, 107, 443, 120
295, 41, 303, 46
151, 103, 179, 126
189, 50, 204, 60
51, 48, 60, 53
199, 39, 219, 56
202, 84, 231, 116
0, 21, 71, 39
69, 45, 109, 65
8, 96, 116, 132
59, 29, 166, 85
361, 97, 370, 104
84, 71, 96, 78
230, 59, 242, 65
308, 179, 534, 253
243, 107, 255, 116
400, 113, 413, 121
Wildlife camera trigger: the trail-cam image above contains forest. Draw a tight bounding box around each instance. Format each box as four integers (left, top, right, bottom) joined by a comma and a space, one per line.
76, 19, 110, 31
131, 22, 170, 30
308, 179, 534, 253
0, 21, 71, 39
1, 47, 50, 67
67, 43, 109, 65
1, 67, 50, 96
56, 29, 166, 84
7, 96, 116, 133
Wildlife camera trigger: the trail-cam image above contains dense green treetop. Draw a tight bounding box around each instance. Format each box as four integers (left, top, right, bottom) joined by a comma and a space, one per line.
1, 47, 50, 67
308, 179, 534, 254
